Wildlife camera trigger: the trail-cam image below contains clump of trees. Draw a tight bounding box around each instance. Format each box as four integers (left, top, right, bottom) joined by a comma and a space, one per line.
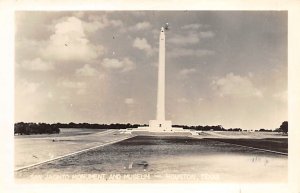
173, 125, 228, 131
227, 128, 243, 132
258, 128, 273, 132
52, 122, 143, 130
14, 122, 146, 135
14, 122, 60, 135
275, 121, 288, 134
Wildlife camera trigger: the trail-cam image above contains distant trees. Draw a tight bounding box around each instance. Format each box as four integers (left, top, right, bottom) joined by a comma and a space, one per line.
174, 121, 288, 133
227, 128, 242, 132
14, 122, 144, 135
14, 121, 288, 135
173, 124, 228, 131
51, 122, 142, 129
275, 121, 288, 134
14, 122, 60, 135
258, 128, 273, 132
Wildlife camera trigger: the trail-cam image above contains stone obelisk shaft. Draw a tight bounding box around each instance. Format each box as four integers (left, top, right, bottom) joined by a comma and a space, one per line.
156, 27, 165, 121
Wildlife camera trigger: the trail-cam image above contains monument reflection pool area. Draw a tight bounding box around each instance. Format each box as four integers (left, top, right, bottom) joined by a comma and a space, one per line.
15, 136, 287, 183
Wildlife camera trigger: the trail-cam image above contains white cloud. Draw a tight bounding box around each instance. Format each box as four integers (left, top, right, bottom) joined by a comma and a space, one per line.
58, 79, 87, 95
199, 31, 215, 38
169, 30, 214, 45
124, 98, 135, 105
181, 24, 204, 30
102, 57, 135, 72
132, 37, 153, 56
16, 38, 47, 61
129, 21, 151, 31
179, 68, 196, 76
110, 20, 123, 27
169, 48, 215, 58
17, 80, 41, 94
211, 73, 263, 98
169, 33, 199, 45
76, 64, 98, 77
59, 80, 86, 89
21, 58, 54, 71
83, 15, 123, 33
42, 17, 104, 62
82, 21, 102, 34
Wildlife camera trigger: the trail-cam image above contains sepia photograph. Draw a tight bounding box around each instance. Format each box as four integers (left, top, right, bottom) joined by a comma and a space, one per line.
13, 10, 288, 183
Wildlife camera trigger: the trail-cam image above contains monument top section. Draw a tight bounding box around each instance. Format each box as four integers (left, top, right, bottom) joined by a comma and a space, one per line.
163, 23, 169, 31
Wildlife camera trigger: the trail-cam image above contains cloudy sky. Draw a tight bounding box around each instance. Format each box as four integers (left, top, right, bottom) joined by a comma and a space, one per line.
15, 11, 287, 130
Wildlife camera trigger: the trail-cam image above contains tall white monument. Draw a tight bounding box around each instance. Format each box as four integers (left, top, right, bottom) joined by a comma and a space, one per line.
122, 25, 197, 135
148, 26, 173, 131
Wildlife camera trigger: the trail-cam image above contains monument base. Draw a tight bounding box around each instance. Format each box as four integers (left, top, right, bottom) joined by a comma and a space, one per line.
148, 120, 172, 131
120, 120, 199, 135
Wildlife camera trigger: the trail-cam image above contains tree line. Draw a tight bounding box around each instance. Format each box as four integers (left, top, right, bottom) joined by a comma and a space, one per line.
274, 121, 288, 133
14, 121, 288, 135
175, 121, 288, 133
173, 124, 232, 131
14, 122, 60, 135
14, 122, 146, 135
